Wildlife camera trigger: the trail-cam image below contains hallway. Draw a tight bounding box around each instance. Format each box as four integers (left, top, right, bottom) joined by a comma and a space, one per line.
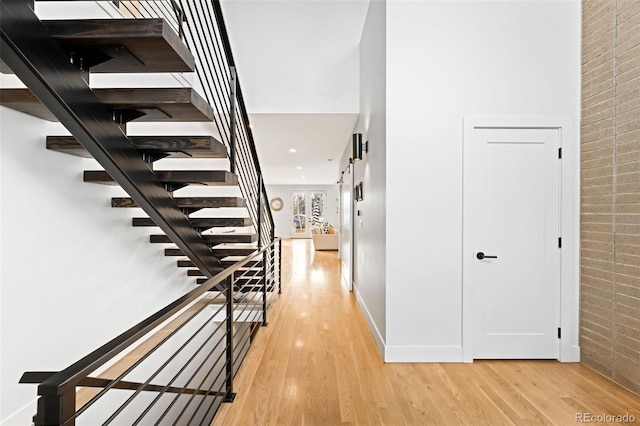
213, 239, 640, 425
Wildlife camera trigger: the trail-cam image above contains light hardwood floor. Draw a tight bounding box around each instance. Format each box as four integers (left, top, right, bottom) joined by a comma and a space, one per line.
212, 239, 640, 425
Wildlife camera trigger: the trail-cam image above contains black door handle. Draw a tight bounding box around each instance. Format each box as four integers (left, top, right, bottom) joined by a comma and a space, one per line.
476, 252, 498, 260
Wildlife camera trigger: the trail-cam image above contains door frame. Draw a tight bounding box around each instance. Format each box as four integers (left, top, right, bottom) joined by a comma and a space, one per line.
462, 116, 580, 363
339, 162, 354, 291
290, 190, 310, 238
289, 190, 328, 238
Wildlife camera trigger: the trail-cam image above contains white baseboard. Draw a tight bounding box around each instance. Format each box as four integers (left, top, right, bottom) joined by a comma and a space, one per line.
385, 345, 463, 363
352, 284, 386, 357
561, 344, 581, 362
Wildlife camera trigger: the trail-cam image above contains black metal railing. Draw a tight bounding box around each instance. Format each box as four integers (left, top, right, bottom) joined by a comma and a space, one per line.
99, 0, 275, 249
5, 0, 281, 424
20, 239, 282, 426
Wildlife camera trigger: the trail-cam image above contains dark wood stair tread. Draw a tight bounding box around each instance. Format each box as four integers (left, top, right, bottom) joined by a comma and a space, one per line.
42, 18, 194, 73
112, 197, 246, 209
84, 170, 238, 186
209, 244, 258, 257
177, 259, 196, 268
220, 256, 263, 267
165, 248, 186, 256
203, 233, 258, 244
0, 88, 214, 122
152, 233, 258, 244
178, 257, 262, 268
134, 217, 252, 228
188, 267, 262, 277
165, 244, 257, 257
47, 136, 227, 159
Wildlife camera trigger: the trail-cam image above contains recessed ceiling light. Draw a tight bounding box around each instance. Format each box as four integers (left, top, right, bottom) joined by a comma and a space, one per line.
289, 148, 297, 153
296, 166, 302, 170
301, 175, 305, 179
328, 159, 333, 162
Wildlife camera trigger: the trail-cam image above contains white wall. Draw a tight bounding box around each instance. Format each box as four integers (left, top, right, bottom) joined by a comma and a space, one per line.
0, 3, 222, 423
384, 0, 580, 361
341, 0, 387, 355
0, 108, 202, 425
265, 185, 339, 238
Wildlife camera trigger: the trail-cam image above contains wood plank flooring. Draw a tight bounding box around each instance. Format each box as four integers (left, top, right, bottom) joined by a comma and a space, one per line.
212, 239, 640, 426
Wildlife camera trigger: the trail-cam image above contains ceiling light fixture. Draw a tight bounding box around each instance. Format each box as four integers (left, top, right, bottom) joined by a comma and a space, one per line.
296, 166, 302, 170
289, 148, 297, 153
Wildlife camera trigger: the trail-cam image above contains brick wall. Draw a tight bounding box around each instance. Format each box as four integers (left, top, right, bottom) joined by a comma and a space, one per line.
581, 0, 640, 394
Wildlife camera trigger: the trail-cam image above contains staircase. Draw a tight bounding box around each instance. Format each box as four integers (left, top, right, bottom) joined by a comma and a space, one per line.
2, 2, 280, 424
0, 1, 274, 287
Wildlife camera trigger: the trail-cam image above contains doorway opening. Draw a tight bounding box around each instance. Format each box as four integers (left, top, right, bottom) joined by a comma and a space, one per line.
290, 191, 327, 238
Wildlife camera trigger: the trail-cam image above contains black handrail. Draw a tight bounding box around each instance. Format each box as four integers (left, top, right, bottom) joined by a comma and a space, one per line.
21, 237, 282, 425
40, 239, 275, 394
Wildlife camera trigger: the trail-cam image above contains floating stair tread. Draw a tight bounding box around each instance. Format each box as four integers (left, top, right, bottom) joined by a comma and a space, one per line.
47, 136, 227, 159
202, 233, 258, 244
133, 217, 252, 228
187, 269, 261, 278
165, 248, 185, 256
209, 245, 259, 257
112, 197, 246, 209
0, 88, 214, 122
42, 18, 195, 73
85, 170, 238, 186
178, 257, 261, 268
152, 233, 258, 244
220, 256, 263, 267
177, 259, 196, 268
167, 245, 257, 257
193, 217, 252, 228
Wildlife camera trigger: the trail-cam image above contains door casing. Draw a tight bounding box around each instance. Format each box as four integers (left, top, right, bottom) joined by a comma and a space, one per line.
290, 190, 328, 239
339, 163, 354, 291
462, 116, 580, 363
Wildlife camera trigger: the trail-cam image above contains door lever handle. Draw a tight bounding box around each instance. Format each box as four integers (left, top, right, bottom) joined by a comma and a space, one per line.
476, 252, 497, 260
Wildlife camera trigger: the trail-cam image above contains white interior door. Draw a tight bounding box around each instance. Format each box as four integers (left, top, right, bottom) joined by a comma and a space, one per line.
466, 127, 560, 359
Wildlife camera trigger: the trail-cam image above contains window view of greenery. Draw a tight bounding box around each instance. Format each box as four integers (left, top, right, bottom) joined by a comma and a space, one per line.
292, 192, 306, 233
291, 192, 326, 235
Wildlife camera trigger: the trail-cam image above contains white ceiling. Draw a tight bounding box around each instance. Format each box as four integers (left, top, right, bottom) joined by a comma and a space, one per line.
220, 0, 371, 185
249, 113, 359, 184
